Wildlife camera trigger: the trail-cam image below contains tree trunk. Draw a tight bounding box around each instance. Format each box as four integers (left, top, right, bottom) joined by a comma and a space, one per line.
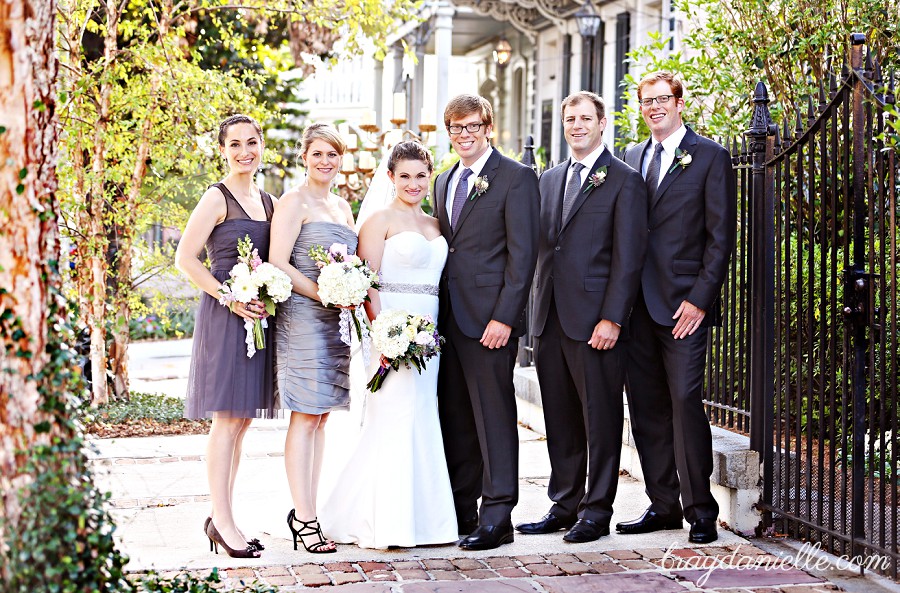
85, 0, 123, 406
0, 0, 60, 553
108, 5, 170, 399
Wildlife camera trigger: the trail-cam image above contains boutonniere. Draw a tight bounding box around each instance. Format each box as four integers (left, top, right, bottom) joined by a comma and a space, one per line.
470, 175, 489, 201
668, 148, 692, 174
582, 166, 608, 193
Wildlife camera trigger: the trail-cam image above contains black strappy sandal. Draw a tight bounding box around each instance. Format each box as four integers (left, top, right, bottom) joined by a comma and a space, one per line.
286, 509, 336, 553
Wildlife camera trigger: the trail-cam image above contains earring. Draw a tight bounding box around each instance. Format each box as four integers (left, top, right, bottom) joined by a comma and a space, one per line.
391, 186, 396, 198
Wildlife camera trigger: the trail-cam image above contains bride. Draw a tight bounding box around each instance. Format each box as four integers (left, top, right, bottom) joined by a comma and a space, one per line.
319, 140, 457, 548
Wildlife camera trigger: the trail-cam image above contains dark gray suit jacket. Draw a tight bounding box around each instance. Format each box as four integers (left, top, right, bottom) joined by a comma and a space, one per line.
623, 126, 736, 326
433, 149, 540, 339
533, 149, 648, 342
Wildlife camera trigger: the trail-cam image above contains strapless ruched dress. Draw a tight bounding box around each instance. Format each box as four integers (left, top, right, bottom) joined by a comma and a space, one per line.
275, 221, 359, 414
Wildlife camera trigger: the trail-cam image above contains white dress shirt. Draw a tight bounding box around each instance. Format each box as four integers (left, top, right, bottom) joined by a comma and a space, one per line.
446, 147, 494, 218
566, 143, 607, 190
642, 124, 687, 189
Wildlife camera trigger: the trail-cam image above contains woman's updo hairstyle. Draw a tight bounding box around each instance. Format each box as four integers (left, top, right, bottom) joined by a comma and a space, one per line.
387, 140, 434, 173
298, 123, 346, 162
217, 114, 263, 146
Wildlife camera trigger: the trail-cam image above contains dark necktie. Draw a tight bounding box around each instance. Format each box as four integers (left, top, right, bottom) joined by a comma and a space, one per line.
560, 161, 585, 224
645, 142, 663, 198
450, 167, 473, 231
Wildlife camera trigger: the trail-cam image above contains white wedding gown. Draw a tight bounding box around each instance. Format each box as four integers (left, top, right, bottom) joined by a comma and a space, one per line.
320, 231, 457, 549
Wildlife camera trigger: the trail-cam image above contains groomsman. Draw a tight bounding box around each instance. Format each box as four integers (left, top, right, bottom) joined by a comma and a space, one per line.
617, 72, 736, 544
516, 91, 647, 542
433, 94, 540, 550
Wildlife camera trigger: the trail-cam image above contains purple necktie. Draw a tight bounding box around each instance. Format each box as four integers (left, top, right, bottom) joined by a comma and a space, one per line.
450, 167, 473, 231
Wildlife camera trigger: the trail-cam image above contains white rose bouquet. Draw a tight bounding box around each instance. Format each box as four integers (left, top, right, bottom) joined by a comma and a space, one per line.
309, 242, 379, 345
367, 309, 444, 392
218, 234, 292, 357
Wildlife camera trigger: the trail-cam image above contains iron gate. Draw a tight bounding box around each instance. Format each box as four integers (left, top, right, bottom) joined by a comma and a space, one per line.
731, 35, 899, 576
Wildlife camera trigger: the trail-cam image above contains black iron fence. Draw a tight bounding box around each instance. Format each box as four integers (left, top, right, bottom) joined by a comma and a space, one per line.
704, 35, 898, 575
517, 34, 899, 577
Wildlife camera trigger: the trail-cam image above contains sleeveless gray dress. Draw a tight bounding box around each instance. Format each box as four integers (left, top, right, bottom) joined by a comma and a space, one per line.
275, 221, 358, 414
184, 183, 278, 419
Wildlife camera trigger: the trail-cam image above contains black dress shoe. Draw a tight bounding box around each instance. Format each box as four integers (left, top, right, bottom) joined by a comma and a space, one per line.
515, 512, 577, 535
457, 515, 479, 536
458, 523, 514, 550
689, 518, 718, 543
563, 518, 610, 543
615, 508, 683, 534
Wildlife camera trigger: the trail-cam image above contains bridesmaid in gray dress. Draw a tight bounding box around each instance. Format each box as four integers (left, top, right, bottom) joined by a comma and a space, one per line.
175, 114, 274, 559
269, 123, 356, 553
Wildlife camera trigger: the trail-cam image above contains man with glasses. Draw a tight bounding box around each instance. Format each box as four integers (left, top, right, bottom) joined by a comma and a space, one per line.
618, 72, 736, 544
433, 94, 539, 550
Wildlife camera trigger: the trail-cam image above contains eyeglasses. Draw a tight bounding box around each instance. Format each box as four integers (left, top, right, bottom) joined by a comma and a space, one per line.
639, 94, 677, 107
447, 122, 487, 135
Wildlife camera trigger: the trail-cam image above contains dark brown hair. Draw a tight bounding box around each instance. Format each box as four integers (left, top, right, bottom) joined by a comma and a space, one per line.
560, 91, 606, 121
636, 72, 685, 101
443, 94, 494, 128
217, 114, 263, 146
387, 140, 434, 173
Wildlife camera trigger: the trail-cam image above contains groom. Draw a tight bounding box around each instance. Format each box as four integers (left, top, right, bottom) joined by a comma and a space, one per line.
434, 94, 540, 551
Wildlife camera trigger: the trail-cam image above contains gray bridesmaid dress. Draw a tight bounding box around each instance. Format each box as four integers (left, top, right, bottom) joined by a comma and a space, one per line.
275, 221, 359, 414
184, 183, 278, 419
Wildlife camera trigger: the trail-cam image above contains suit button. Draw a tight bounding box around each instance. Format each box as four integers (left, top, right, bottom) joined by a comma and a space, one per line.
554, 246, 561, 251
449, 247, 456, 253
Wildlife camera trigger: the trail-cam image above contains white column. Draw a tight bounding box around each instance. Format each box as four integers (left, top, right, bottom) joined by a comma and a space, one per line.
374, 59, 384, 127
434, 1, 454, 159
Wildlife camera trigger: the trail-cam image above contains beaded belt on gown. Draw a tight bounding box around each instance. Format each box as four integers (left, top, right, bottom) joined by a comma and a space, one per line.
378, 282, 439, 296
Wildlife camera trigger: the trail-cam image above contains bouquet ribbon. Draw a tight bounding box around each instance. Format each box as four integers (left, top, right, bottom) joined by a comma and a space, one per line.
243, 318, 268, 358
339, 308, 371, 367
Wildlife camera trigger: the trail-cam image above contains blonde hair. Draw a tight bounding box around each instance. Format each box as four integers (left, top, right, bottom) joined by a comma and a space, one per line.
298, 123, 346, 162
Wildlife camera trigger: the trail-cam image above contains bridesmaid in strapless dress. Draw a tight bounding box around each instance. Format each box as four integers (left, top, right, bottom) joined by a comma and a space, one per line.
269, 123, 355, 554
176, 114, 274, 559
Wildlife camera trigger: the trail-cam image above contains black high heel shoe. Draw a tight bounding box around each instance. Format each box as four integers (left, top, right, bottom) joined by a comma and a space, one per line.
204, 516, 264, 551
286, 509, 336, 553
206, 519, 261, 558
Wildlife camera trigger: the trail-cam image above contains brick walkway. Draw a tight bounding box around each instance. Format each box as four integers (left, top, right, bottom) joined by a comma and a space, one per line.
131, 544, 840, 592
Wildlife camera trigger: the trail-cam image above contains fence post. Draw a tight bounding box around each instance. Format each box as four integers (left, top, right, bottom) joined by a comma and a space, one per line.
518, 135, 537, 366
846, 32, 870, 553
746, 81, 776, 525
521, 135, 537, 172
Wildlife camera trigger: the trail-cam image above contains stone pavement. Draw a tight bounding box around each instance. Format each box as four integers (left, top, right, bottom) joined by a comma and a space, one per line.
88, 340, 899, 592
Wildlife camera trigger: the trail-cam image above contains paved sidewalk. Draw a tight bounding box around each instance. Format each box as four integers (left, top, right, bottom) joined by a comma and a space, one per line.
87, 340, 897, 592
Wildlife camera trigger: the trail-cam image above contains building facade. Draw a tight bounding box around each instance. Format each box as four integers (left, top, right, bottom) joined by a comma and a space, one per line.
300, 0, 684, 164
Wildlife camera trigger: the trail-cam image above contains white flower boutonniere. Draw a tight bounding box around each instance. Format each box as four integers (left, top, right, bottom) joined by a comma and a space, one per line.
582, 166, 608, 193
668, 148, 692, 174
470, 175, 489, 201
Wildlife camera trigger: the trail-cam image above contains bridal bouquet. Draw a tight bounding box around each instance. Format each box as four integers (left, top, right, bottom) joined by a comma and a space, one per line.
218, 235, 292, 357
367, 309, 444, 392
309, 242, 379, 348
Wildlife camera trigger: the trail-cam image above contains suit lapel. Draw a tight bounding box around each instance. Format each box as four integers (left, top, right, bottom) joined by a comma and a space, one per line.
626, 139, 649, 174
559, 149, 612, 235
652, 127, 699, 209
451, 149, 501, 240
436, 164, 457, 238
545, 161, 568, 238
